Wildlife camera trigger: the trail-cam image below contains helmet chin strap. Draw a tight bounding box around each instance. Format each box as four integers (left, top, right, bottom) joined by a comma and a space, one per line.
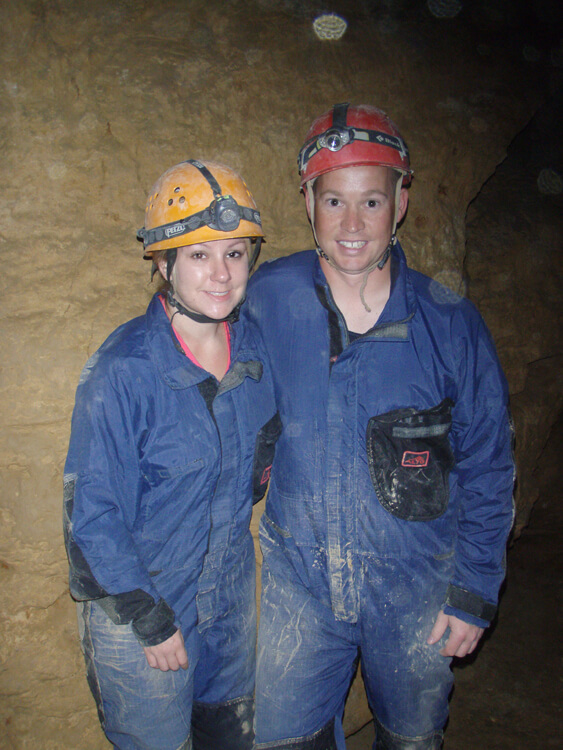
316, 237, 393, 271
315, 236, 395, 314
166, 289, 242, 325
357, 234, 395, 313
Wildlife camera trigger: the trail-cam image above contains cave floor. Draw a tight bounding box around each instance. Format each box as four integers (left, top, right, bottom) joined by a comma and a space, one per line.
346, 452, 562, 749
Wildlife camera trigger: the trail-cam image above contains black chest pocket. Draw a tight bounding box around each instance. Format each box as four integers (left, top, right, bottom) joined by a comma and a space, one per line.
366, 399, 455, 521
252, 411, 282, 504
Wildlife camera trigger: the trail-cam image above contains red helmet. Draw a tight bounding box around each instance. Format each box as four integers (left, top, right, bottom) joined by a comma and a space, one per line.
298, 103, 412, 188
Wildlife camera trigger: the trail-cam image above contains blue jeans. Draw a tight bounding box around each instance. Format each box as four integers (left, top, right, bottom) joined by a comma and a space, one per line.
254, 518, 452, 750
78, 552, 256, 750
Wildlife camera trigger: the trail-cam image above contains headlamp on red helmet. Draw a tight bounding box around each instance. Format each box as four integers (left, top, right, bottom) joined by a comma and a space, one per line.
298, 103, 413, 188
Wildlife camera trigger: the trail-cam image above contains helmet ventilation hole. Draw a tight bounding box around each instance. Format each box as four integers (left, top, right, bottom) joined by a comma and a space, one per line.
168, 198, 173, 206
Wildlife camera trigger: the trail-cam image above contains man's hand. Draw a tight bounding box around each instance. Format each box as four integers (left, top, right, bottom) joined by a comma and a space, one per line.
143, 628, 189, 672
427, 610, 484, 658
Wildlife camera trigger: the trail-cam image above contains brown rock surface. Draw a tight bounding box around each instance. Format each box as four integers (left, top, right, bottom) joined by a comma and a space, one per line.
1, 1, 560, 746
465, 97, 563, 535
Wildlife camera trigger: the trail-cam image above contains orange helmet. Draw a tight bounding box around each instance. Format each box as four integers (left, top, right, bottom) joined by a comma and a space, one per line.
298, 103, 412, 187
138, 159, 263, 257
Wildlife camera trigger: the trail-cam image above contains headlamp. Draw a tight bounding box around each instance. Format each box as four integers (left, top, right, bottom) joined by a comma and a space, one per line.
298, 125, 410, 177
138, 196, 261, 250
211, 195, 241, 232
318, 127, 351, 152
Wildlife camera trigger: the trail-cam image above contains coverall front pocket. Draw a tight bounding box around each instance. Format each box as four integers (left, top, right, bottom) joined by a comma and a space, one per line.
366, 398, 455, 521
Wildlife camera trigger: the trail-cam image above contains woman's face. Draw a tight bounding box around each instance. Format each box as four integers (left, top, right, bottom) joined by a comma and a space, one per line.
160, 237, 250, 320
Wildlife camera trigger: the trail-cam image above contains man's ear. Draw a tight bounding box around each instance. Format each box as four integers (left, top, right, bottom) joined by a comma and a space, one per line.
397, 188, 409, 223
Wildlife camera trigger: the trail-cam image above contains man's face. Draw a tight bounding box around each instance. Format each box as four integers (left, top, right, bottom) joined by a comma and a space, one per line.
306, 165, 408, 276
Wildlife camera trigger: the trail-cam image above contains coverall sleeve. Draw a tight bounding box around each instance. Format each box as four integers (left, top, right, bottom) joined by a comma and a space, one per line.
445, 315, 515, 627
63, 356, 177, 647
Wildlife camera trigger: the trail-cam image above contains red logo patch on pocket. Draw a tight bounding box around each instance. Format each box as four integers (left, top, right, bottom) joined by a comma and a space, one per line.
260, 465, 272, 485
402, 451, 429, 467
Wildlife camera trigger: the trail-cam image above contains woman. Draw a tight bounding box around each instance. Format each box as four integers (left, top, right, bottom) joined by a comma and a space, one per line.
63, 159, 280, 750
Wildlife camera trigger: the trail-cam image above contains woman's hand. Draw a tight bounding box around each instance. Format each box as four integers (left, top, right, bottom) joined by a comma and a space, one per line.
143, 628, 189, 671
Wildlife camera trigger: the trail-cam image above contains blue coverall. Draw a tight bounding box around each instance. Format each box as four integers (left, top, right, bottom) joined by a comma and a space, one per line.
64, 293, 280, 750
244, 244, 514, 749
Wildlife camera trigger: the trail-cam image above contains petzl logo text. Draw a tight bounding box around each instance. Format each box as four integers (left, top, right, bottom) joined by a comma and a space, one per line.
165, 223, 185, 238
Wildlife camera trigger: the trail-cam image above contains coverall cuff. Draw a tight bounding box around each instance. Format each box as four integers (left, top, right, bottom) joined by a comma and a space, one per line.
442, 605, 490, 628
96, 590, 178, 646
443, 583, 496, 626
131, 597, 178, 646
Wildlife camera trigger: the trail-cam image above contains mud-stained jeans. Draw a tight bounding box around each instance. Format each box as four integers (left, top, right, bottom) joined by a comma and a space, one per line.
78, 560, 256, 750
253, 517, 452, 750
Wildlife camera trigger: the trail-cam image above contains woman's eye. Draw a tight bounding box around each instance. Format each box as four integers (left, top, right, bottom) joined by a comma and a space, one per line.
191, 252, 205, 260
228, 250, 242, 258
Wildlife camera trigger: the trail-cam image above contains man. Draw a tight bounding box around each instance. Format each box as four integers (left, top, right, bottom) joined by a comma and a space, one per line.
244, 104, 514, 749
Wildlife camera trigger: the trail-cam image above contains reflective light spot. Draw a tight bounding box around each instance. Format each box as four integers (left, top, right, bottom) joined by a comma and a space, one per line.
427, 0, 463, 19
429, 272, 464, 304
537, 168, 563, 195
313, 13, 347, 41
522, 44, 541, 62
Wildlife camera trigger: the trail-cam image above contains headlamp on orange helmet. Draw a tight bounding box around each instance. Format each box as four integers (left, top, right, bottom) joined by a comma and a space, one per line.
137, 159, 263, 270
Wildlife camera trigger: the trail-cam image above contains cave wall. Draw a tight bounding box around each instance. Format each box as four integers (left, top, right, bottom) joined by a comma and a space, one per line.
465, 90, 563, 535
0, 1, 560, 746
